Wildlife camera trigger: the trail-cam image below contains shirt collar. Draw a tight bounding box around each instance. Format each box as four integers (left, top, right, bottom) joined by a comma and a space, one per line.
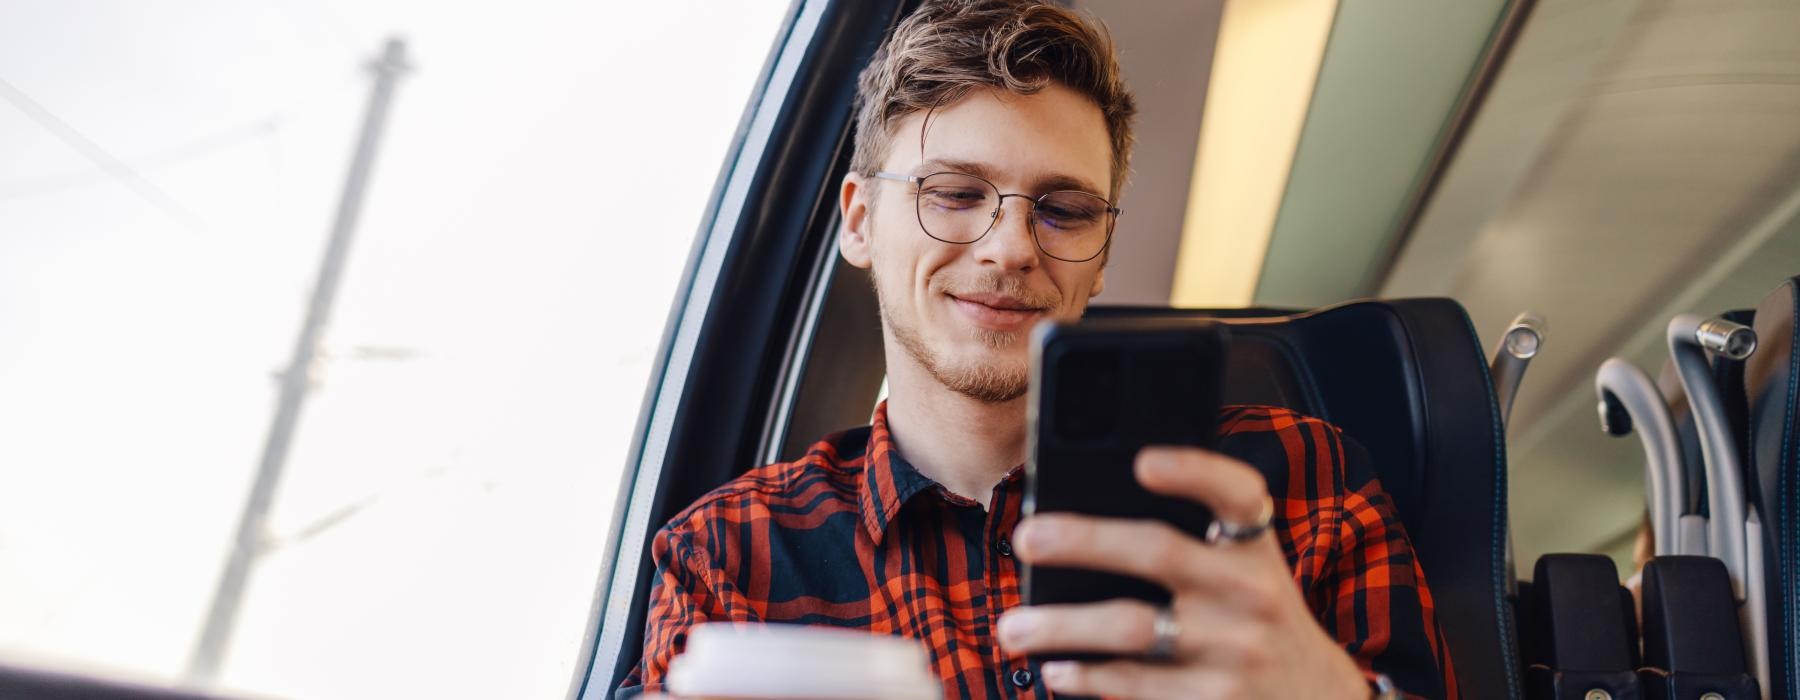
858, 400, 944, 544
856, 401, 1031, 544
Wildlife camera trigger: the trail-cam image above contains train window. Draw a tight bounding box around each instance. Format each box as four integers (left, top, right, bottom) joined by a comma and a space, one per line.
0, 1, 793, 698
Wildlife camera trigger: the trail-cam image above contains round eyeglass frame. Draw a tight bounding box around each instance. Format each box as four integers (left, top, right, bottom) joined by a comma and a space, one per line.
872, 171, 1121, 263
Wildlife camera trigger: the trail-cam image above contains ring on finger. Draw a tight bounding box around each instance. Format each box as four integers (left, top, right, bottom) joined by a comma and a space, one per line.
1145, 605, 1181, 662
1205, 493, 1274, 545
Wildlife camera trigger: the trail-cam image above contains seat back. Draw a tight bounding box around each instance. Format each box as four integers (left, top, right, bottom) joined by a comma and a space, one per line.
1520, 554, 1642, 697
1089, 298, 1519, 698
1663, 308, 1758, 525
1746, 277, 1799, 699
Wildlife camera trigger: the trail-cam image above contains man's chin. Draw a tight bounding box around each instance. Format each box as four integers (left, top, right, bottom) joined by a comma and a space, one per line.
942, 368, 1028, 404
886, 307, 1031, 403
970, 327, 1027, 352
929, 350, 1029, 404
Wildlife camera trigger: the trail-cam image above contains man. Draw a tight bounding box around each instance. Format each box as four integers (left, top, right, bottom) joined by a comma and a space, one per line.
619, 1, 1454, 697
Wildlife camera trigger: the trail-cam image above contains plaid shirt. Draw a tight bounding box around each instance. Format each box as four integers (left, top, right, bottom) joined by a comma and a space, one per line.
619, 402, 1455, 699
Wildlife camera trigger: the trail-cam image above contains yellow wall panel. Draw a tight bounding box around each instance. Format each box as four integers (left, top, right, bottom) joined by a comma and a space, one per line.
1171, 0, 1336, 307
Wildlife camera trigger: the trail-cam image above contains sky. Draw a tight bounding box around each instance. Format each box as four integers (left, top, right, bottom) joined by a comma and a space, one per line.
0, 1, 791, 697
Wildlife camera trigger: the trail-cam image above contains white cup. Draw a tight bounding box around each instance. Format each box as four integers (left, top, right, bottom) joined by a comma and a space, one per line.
665, 623, 941, 700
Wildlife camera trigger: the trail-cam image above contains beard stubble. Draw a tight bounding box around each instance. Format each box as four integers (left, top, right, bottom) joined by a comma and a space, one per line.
873, 265, 1062, 404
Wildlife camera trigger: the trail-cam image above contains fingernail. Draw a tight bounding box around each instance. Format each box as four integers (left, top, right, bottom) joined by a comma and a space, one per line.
1016, 520, 1055, 554
1134, 453, 1172, 481
1041, 661, 1074, 686
997, 610, 1039, 644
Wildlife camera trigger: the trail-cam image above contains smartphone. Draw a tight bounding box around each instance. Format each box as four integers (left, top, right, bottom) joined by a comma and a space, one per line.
1021, 317, 1228, 623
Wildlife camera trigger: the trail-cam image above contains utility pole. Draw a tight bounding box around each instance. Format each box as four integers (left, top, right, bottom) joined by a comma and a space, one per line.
185, 37, 410, 687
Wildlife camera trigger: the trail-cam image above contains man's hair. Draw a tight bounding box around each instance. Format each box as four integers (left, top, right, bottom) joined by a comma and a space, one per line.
850, 0, 1137, 197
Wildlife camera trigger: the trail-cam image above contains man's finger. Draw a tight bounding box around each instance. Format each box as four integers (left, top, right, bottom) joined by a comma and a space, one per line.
996, 600, 1158, 656
997, 599, 1245, 659
1135, 446, 1271, 526
1040, 659, 1233, 700
1015, 514, 1255, 592
1015, 514, 1206, 589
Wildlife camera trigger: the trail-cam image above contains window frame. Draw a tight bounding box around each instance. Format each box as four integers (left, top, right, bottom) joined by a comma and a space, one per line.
568, 1, 919, 697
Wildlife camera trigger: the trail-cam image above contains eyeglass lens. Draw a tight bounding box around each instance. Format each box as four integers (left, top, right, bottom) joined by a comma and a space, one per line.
914, 172, 1111, 261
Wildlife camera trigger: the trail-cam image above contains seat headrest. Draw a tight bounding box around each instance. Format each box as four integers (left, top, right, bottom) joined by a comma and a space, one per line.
1088, 298, 1518, 697
1745, 277, 1799, 700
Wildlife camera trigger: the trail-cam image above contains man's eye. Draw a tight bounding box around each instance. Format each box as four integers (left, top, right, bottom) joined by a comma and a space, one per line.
921, 188, 989, 208
1038, 205, 1102, 230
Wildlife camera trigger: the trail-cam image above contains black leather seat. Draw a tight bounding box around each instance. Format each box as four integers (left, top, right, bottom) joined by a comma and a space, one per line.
1089, 298, 1520, 698
1746, 277, 1799, 700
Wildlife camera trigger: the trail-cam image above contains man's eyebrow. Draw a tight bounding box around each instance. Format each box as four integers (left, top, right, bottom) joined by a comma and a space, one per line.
915, 158, 1107, 197
1037, 174, 1107, 197
915, 158, 1000, 181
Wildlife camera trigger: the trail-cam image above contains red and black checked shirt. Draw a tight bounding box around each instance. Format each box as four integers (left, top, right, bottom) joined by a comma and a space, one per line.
619, 402, 1455, 699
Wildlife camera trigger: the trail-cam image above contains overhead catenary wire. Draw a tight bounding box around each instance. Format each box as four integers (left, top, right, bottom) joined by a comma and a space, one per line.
0, 74, 360, 202
0, 75, 227, 251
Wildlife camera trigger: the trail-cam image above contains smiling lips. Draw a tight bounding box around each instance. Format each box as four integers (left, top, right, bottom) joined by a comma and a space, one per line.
948, 292, 1047, 330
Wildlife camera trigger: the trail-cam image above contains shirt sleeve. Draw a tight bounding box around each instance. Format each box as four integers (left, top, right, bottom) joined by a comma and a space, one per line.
1323, 433, 1457, 700
614, 524, 728, 698
1219, 407, 1456, 699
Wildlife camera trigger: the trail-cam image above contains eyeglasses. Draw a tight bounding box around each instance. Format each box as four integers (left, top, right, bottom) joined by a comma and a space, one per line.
873, 171, 1120, 263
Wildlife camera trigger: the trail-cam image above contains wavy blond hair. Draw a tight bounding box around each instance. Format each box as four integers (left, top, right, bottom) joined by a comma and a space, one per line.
850, 0, 1137, 197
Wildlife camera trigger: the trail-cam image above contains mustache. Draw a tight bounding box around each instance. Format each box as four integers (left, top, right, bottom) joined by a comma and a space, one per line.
929, 272, 1061, 311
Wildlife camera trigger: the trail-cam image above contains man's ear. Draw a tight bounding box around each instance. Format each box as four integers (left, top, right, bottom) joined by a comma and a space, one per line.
839, 172, 873, 269
1089, 265, 1105, 298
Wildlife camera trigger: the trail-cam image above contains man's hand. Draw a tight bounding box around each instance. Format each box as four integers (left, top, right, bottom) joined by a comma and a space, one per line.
998, 446, 1370, 699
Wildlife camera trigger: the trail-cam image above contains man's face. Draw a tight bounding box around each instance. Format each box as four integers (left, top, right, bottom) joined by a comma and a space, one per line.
839, 83, 1114, 403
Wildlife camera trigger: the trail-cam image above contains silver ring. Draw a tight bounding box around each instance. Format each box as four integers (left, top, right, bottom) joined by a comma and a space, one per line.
1205, 495, 1274, 545
1146, 605, 1180, 661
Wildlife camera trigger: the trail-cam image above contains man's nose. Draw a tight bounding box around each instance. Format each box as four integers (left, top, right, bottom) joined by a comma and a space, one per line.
976, 196, 1041, 270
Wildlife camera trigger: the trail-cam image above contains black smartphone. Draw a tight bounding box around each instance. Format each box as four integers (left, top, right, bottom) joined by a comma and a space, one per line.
1021, 317, 1228, 627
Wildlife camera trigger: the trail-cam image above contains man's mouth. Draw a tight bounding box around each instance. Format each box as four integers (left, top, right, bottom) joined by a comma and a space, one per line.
946, 292, 1047, 330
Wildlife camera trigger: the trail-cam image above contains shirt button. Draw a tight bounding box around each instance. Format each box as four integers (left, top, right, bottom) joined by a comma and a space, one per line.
994, 537, 1013, 557
1010, 668, 1034, 688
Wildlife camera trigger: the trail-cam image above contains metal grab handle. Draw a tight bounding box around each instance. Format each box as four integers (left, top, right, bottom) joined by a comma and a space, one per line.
1596, 358, 1685, 557
1666, 313, 1756, 598
1491, 312, 1544, 597
1695, 317, 1758, 360
1491, 312, 1546, 427
1672, 314, 1769, 700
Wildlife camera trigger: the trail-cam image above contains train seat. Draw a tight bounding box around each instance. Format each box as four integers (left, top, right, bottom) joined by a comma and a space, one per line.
1088, 298, 1519, 697
1746, 276, 1800, 699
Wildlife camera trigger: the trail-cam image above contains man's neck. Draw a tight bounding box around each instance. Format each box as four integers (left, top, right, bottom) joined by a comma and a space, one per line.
881, 346, 1027, 506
